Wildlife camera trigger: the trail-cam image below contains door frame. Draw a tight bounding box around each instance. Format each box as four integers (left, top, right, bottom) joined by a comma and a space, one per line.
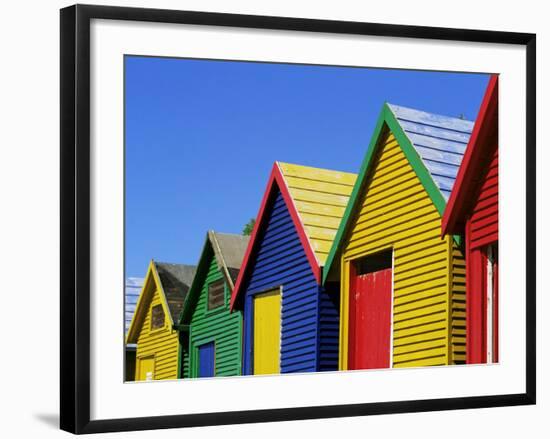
466, 240, 499, 364
192, 340, 216, 378
136, 354, 155, 381
347, 248, 394, 370
252, 286, 283, 375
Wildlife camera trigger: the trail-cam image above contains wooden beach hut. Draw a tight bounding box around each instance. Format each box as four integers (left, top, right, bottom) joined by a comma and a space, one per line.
230, 162, 356, 375
178, 231, 249, 378
323, 103, 475, 370
442, 75, 499, 364
126, 261, 196, 381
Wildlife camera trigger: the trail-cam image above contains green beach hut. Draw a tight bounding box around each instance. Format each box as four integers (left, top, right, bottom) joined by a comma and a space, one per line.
178, 231, 249, 378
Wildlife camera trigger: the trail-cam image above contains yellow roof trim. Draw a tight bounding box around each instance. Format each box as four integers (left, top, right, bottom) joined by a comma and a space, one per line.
126, 260, 174, 344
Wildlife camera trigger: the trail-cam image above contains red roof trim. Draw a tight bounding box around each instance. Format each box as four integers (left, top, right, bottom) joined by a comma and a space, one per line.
275, 163, 321, 283
441, 75, 499, 236
229, 163, 321, 311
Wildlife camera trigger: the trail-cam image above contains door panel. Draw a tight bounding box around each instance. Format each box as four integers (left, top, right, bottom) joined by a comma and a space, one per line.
253, 290, 281, 375
349, 267, 392, 370
136, 356, 155, 381
198, 342, 215, 378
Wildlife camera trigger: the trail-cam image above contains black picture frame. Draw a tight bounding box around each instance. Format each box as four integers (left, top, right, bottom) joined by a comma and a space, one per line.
60, 4, 536, 434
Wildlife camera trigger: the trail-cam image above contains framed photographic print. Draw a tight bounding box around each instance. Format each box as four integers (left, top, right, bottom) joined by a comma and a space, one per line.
60, 4, 536, 434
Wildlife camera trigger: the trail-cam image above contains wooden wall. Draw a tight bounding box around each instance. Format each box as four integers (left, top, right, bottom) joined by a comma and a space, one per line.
135, 286, 179, 380
181, 251, 242, 378
242, 189, 326, 374
340, 130, 465, 369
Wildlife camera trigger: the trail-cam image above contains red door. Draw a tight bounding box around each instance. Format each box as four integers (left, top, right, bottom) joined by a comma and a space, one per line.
349, 266, 392, 370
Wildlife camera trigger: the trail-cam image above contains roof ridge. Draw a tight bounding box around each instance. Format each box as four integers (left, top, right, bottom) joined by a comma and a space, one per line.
322, 100, 473, 284
154, 261, 195, 267
209, 230, 231, 284
387, 102, 475, 124
277, 160, 357, 177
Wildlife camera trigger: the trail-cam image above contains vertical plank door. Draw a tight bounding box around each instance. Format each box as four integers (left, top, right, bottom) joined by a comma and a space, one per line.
350, 267, 392, 370
253, 290, 281, 375
136, 356, 155, 381
198, 342, 215, 378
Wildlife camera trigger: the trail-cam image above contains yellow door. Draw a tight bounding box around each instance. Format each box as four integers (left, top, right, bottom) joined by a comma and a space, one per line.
136, 356, 155, 381
253, 290, 281, 375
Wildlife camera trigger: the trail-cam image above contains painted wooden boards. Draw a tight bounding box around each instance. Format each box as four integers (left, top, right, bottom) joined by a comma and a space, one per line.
253, 290, 282, 375
469, 148, 498, 249
279, 162, 356, 265
127, 261, 195, 381
181, 248, 243, 378
136, 356, 155, 381
198, 342, 215, 378
349, 267, 392, 370
338, 130, 466, 369
232, 162, 357, 375
134, 285, 179, 380
441, 76, 499, 365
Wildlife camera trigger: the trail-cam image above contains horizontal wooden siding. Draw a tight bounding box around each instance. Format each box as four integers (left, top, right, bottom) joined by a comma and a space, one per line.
343, 131, 452, 368
135, 288, 179, 380
243, 189, 320, 374
318, 284, 339, 371
451, 244, 466, 364
469, 146, 498, 249
188, 252, 242, 377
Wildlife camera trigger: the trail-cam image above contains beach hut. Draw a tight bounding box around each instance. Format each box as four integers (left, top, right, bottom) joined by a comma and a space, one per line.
230, 162, 357, 375
323, 102, 475, 370
126, 261, 196, 381
442, 75, 499, 364
178, 231, 249, 378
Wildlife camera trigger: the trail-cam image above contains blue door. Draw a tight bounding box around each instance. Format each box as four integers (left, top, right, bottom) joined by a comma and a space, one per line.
198, 342, 215, 377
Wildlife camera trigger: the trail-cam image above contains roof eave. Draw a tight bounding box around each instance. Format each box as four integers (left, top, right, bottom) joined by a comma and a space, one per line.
230, 164, 279, 311
321, 105, 388, 284
322, 102, 452, 284
209, 230, 236, 291
126, 260, 156, 344
230, 163, 322, 310
442, 75, 499, 236
179, 234, 212, 324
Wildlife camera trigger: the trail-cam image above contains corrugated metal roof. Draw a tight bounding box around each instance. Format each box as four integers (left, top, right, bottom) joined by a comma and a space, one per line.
154, 262, 196, 323
387, 104, 474, 201
278, 162, 357, 266
125, 277, 143, 336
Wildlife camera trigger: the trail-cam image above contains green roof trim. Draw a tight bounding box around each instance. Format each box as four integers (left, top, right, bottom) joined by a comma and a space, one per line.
179, 237, 214, 325
322, 103, 452, 284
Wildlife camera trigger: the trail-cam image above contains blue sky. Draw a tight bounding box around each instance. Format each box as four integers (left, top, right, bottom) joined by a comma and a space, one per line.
125, 56, 489, 278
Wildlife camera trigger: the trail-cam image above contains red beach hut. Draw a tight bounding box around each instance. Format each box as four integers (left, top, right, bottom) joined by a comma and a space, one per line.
442, 75, 499, 364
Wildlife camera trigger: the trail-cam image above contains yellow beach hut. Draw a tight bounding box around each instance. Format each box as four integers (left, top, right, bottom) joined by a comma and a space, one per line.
323, 103, 474, 370
126, 261, 196, 381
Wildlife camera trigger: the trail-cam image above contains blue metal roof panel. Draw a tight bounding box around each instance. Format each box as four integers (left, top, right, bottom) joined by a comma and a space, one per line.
125, 277, 143, 335
387, 103, 474, 201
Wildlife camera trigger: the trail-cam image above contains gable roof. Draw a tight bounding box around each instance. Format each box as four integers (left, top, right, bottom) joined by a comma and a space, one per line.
155, 262, 196, 323
126, 260, 196, 343
210, 231, 250, 286
322, 102, 474, 284
442, 75, 498, 235
230, 161, 356, 310
388, 104, 474, 201
180, 231, 249, 323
